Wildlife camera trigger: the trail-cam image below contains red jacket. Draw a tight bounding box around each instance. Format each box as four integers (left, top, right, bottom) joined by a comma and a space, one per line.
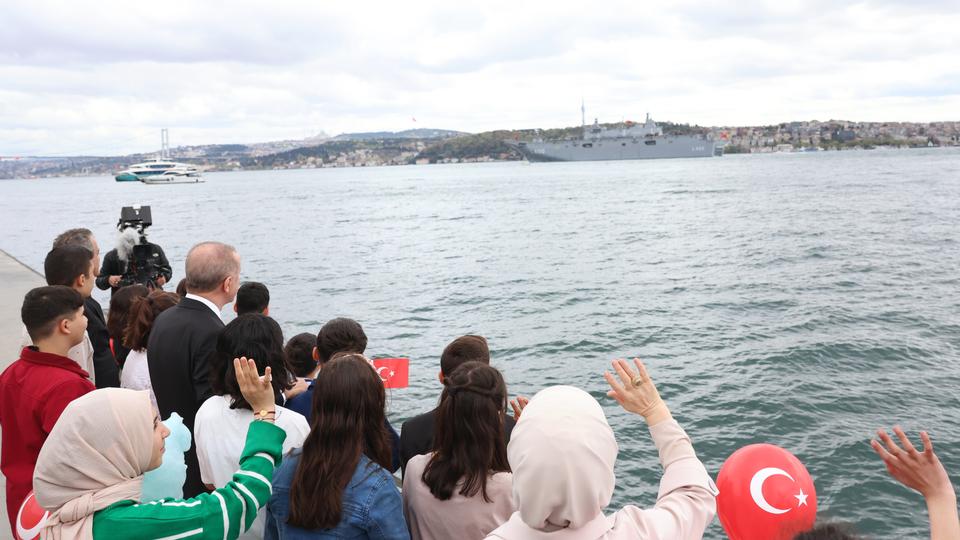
0, 347, 95, 533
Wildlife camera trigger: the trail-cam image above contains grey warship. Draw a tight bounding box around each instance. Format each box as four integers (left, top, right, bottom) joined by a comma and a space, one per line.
506, 113, 718, 162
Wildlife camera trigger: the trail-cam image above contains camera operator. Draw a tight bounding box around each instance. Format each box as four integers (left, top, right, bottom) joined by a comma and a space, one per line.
96, 206, 173, 295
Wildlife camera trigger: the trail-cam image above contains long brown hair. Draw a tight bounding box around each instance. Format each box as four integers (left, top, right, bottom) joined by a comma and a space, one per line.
287, 354, 391, 529
122, 291, 180, 351
421, 361, 509, 502
107, 284, 149, 340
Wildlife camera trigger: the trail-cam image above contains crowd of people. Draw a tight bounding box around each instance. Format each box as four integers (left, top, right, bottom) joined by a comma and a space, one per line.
0, 227, 958, 540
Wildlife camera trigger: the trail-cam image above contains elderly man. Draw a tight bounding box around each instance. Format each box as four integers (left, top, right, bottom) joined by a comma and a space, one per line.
147, 241, 240, 497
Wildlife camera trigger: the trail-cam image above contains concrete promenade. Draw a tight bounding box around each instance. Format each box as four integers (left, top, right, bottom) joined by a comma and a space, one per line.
0, 249, 44, 539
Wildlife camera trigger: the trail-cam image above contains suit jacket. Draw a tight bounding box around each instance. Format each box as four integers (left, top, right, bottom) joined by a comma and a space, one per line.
400, 407, 516, 476
147, 297, 224, 497
83, 297, 120, 388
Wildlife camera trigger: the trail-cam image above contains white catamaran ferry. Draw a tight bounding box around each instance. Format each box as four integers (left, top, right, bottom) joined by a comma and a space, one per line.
115, 129, 204, 184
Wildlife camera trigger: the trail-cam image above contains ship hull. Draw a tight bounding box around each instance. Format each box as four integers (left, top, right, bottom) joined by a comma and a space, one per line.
509, 135, 716, 162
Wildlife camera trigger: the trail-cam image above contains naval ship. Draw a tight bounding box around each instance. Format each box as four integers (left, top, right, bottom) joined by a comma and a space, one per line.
506, 113, 718, 162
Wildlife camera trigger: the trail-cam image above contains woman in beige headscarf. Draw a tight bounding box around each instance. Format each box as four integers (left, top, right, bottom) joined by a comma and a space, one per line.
486, 358, 717, 540
33, 357, 285, 540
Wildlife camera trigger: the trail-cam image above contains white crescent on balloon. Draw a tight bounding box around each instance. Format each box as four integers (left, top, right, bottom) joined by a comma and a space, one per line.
750, 467, 794, 515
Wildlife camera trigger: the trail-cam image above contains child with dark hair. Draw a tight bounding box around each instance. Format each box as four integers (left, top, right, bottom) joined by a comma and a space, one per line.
107, 284, 148, 366
20, 245, 98, 383
0, 286, 96, 534
120, 291, 181, 409
285, 317, 402, 472
266, 354, 409, 539
403, 362, 514, 539
400, 335, 522, 473
234, 281, 270, 316
194, 313, 310, 540
175, 277, 188, 297
285, 332, 319, 378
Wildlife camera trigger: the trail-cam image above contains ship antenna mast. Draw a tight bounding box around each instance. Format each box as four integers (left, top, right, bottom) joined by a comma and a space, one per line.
580, 98, 585, 128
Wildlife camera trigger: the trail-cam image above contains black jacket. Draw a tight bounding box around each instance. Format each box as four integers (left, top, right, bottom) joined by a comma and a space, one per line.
399, 407, 516, 476
96, 244, 173, 294
147, 297, 223, 497
83, 297, 120, 388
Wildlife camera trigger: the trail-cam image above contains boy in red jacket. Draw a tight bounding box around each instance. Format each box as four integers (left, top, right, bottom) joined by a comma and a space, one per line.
0, 285, 96, 533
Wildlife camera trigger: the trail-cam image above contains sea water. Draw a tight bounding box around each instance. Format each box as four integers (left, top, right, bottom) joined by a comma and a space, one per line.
2, 148, 959, 538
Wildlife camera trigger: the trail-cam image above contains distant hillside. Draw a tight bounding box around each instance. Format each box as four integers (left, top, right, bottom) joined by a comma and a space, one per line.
333, 128, 467, 141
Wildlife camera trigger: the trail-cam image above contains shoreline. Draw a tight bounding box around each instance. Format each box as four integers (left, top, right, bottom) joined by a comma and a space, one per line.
0, 249, 45, 539
2, 144, 959, 181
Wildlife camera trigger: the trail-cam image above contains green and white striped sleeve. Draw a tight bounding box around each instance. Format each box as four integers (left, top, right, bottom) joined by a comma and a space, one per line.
93, 421, 286, 540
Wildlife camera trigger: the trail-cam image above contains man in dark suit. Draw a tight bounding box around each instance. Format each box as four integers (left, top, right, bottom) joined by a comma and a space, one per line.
52, 229, 120, 388
147, 241, 240, 497
399, 335, 518, 475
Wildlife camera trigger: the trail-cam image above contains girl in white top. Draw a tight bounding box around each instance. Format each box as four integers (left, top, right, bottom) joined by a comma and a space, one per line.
194, 313, 310, 540
403, 362, 516, 540
485, 358, 718, 540
119, 291, 180, 409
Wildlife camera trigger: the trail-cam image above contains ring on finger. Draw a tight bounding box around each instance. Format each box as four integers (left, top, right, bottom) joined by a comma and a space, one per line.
631, 375, 644, 387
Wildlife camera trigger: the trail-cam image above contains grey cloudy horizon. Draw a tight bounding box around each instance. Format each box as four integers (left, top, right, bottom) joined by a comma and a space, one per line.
1, 0, 958, 156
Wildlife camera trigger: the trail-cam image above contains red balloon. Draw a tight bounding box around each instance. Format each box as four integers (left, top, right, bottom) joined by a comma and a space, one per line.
15, 492, 48, 540
717, 444, 817, 540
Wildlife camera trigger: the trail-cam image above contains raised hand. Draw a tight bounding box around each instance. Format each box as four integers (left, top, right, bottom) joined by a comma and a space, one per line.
510, 396, 529, 422
234, 357, 275, 415
871, 426, 960, 540
871, 427, 952, 499
604, 358, 671, 425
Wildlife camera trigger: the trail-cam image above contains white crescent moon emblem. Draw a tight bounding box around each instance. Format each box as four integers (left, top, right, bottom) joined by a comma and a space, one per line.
16, 498, 48, 540
750, 467, 794, 515
376, 366, 390, 381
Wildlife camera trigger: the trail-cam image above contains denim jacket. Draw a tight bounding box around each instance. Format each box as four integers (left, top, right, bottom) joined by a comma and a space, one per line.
265, 449, 410, 540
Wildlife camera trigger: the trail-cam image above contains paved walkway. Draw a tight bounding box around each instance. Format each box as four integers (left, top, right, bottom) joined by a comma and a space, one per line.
0, 249, 44, 539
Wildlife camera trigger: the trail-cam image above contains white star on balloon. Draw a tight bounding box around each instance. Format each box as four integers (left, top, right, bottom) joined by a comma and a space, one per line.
795, 489, 808, 507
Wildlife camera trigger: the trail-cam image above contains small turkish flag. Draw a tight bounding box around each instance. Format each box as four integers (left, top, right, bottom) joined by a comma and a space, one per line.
372, 358, 409, 389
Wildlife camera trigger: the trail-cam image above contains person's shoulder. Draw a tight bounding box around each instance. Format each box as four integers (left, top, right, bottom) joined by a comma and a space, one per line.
272, 447, 302, 489
276, 406, 310, 435
195, 395, 232, 421
284, 386, 314, 416
402, 409, 436, 433
404, 453, 431, 475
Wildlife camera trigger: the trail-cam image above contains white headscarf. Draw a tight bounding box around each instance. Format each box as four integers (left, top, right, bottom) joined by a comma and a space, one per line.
34, 388, 153, 540
508, 386, 618, 531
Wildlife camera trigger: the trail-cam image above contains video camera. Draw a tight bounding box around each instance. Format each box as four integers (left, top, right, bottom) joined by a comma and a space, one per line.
117, 205, 162, 289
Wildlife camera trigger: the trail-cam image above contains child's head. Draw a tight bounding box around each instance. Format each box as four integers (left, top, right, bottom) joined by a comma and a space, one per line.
44, 245, 95, 298
316, 317, 367, 365
107, 284, 149, 341
234, 281, 270, 316
21, 285, 87, 347
210, 313, 292, 409
284, 332, 319, 378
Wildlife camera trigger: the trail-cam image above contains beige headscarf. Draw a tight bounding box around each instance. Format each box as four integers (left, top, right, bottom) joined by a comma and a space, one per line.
508, 385, 618, 531
34, 388, 153, 540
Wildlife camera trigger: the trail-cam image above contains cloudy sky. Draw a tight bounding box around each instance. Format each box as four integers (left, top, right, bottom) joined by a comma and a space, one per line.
1, 0, 958, 155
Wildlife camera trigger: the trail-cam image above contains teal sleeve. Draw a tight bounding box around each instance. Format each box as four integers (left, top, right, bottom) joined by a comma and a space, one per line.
94, 421, 286, 540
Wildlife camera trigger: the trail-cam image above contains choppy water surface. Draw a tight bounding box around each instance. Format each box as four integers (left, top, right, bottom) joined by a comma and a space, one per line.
2, 149, 959, 538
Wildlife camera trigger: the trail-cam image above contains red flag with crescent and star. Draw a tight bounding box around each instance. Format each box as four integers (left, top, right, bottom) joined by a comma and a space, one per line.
372, 357, 409, 389
716, 444, 818, 540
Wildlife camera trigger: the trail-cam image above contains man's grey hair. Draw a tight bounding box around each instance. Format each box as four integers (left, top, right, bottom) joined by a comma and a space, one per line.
185, 242, 239, 293
53, 228, 95, 251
